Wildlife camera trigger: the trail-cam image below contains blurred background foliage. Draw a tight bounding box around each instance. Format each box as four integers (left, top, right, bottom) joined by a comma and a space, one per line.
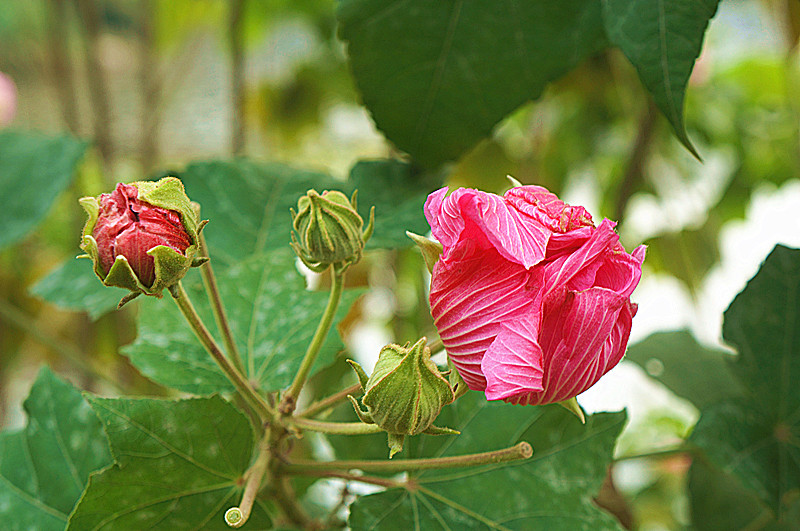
1, 0, 800, 529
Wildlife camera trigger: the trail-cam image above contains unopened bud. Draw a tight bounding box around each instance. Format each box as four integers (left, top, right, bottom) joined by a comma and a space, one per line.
79, 177, 207, 306
291, 189, 374, 273
348, 337, 458, 457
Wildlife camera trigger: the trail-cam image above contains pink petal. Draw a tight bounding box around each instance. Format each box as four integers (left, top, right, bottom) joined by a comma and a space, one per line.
482, 319, 544, 401
430, 246, 539, 391
425, 187, 551, 269
542, 219, 620, 296
508, 287, 628, 405
504, 186, 594, 233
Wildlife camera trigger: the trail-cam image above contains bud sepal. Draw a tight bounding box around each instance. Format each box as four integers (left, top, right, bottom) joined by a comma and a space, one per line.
347, 337, 458, 457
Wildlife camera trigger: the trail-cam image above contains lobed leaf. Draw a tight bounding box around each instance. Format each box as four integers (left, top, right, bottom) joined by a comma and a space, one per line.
0, 367, 112, 531
122, 249, 362, 394
690, 245, 800, 521
67, 395, 272, 530
337, 0, 607, 168
602, 0, 720, 157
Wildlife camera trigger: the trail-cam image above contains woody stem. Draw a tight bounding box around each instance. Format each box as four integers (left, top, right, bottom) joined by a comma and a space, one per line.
169, 282, 272, 420
283, 442, 533, 473
224, 431, 270, 527
281, 268, 345, 414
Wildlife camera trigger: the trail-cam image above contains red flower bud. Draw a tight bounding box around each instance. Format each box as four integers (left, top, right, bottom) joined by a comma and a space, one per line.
93, 183, 191, 287
80, 177, 207, 304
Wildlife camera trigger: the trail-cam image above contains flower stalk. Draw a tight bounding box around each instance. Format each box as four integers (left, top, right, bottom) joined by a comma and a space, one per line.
280, 268, 345, 414
198, 231, 246, 375
298, 382, 363, 418
169, 281, 272, 420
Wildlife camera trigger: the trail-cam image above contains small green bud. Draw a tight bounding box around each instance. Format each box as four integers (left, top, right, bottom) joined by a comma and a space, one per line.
348, 338, 458, 457
79, 178, 207, 307
291, 189, 374, 273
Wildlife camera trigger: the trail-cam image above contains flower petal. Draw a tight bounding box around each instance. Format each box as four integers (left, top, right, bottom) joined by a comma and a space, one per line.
430, 246, 539, 391
533, 287, 629, 404
425, 187, 551, 268
482, 319, 545, 401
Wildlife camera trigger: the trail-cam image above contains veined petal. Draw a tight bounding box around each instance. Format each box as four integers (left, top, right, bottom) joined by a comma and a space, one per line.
533, 287, 629, 405
542, 219, 620, 295
430, 247, 539, 391
482, 319, 544, 401
425, 187, 551, 268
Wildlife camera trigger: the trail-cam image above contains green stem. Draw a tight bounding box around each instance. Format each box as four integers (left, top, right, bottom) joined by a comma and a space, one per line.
298, 382, 362, 418
427, 337, 444, 355
285, 468, 407, 490
198, 232, 246, 375
285, 442, 533, 473
289, 417, 384, 435
169, 282, 272, 420
271, 476, 314, 528
613, 446, 694, 463
225, 431, 270, 528
281, 269, 345, 414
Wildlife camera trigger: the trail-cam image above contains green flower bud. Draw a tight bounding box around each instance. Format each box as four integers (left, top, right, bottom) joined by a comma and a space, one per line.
79, 178, 207, 307
348, 338, 458, 458
290, 189, 374, 273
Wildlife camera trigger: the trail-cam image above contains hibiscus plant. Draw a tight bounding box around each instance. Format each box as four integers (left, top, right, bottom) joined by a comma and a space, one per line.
2, 2, 799, 531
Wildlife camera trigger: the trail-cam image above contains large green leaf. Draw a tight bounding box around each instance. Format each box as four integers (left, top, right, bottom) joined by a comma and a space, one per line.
625, 330, 742, 409
337, 0, 606, 168
602, 0, 720, 157
688, 457, 785, 531
0, 130, 87, 250
123, 250, 362, 394
30, 257, 129, 320
0, 367, 112, 531
690, 245, 800, 521
347, 159, 431, 249
181, 158, 429, 268
348, 393, 626, 530
67, 395, 272, 530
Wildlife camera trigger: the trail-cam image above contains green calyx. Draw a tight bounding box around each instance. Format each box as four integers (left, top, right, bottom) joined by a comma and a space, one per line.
406, 231, 442, 274
79, 177, 208, 307
291, 189, 374, 273
347, 337, 458, 458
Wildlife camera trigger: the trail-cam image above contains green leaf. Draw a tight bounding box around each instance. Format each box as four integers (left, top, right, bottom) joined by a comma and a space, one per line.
180, 160, 340, 268
123, 250, 362, 394
625, 330, 742, 409
348, 393, 626, 530
0, 130, 87, 250
337, 0, 606, 168
0, 367, 112, 531
688, 458, 783, 531
68, 395, 272, 530
30, 258, 130, 320
347, 159, 431, 249
690, 245, 800, 520
181, 159, 431, 267
602, 0, 720, 157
